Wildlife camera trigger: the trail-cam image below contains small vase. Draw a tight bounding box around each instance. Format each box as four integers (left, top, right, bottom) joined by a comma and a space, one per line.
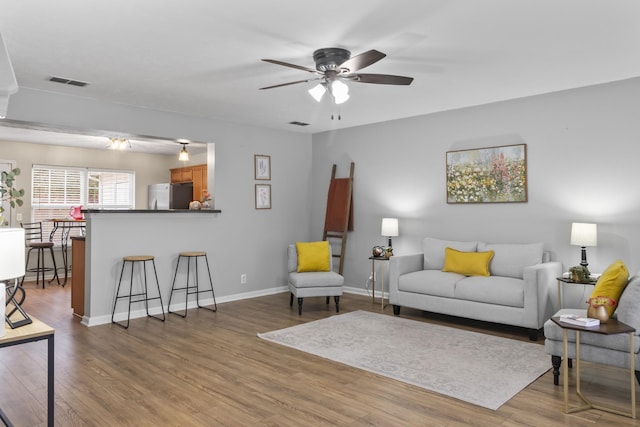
587, 304, 609, 323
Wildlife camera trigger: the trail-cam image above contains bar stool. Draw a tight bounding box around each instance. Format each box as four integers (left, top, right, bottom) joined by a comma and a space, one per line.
112, 255, 166, 329
168, 251, 217, 317
20, 222, 60, 288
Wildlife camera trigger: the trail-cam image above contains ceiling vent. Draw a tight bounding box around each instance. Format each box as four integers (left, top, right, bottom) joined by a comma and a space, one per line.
289, 121, 310, 126
48, 76, 89, 87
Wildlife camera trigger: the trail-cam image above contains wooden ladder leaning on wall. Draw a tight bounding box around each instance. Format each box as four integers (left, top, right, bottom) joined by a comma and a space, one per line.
322, 162, 354, 275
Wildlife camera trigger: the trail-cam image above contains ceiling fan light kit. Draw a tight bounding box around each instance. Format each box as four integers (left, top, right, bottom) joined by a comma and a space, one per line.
262, 47, 413, 106
308, 83, 326, 102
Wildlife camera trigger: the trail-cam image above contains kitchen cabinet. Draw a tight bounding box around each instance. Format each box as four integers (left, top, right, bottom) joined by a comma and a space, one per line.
170, 164, 208, 201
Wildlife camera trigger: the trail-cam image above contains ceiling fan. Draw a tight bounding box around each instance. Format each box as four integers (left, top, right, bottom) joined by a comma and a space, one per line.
260, 48, 414, 104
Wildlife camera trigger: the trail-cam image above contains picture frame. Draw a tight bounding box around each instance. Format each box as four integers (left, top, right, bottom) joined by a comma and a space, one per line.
255, 184, 271, 209
446, 143, 527, 204
254, 154, 271, 180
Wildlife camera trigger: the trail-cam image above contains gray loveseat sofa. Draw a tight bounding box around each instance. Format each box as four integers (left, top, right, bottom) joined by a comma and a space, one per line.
389, 237, 562, 340
544, 272, 640, 385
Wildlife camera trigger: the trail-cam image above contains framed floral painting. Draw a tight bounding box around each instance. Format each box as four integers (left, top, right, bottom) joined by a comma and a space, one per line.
446, 144, 527, 203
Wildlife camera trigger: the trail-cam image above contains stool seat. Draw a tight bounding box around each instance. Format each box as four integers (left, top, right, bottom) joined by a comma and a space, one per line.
123, 255, 154, 262
179, 251, 206, 257
27, 241, 54, 249
169, 251, 217, 317
112, 255, 165, 329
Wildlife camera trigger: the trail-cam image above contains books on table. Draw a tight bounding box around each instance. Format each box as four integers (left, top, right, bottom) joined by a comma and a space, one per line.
559, 314, 600, 327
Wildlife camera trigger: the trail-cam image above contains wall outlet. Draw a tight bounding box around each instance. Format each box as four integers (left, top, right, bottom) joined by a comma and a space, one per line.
16, 213, 22, 221
240, 274, 247, 284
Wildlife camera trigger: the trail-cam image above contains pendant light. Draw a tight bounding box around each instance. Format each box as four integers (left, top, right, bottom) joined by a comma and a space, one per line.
178, 142, 189, 161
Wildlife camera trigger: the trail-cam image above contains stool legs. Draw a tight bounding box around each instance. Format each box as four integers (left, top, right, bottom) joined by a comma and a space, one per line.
112, 258, 166, 329
168, 254, 217, 318
20, 247, 59, 288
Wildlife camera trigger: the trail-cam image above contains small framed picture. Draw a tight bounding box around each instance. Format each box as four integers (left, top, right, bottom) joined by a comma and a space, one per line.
254, 154, 271, 180
255, 184, 271, 209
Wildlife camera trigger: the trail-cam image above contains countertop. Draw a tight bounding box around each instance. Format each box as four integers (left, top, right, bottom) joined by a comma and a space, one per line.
81, 209, 221, 214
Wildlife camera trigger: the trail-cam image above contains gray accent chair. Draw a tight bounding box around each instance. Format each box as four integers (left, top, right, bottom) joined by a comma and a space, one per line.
544, 272, 640, 385
287, 244, 344, 315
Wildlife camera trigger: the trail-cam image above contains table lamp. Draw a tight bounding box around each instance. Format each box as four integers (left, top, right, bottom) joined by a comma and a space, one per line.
381, 218, 399, 248
570, 222, 597, 269
0, 228, 26, 336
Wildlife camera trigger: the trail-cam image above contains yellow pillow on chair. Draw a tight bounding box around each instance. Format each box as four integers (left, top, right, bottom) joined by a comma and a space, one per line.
442, 247, 494, 277
296, 241, 331, 272
589, 260, 629, 317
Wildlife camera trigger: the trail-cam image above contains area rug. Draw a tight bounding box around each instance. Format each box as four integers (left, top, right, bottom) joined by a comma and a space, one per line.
258, 310, 550, 410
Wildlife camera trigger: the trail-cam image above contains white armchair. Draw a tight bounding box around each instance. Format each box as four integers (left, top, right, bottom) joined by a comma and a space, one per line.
287, 243, 344, 315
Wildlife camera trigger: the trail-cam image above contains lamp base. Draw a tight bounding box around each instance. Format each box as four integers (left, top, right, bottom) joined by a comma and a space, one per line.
5, 279, 32, 329
580, 246, 589, 268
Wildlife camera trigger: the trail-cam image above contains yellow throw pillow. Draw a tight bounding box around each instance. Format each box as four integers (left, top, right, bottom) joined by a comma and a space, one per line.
589, 260, 629, 317
442, 247, 494, 277
296, 241, 331, 272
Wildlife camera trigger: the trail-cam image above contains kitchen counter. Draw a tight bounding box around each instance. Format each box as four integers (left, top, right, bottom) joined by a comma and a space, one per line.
82, 209, 221, 214
80, 210, 221, 326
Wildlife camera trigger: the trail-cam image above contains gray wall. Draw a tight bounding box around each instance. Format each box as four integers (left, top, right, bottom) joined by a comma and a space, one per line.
6, 78, 640, 308
6, 88, 312, 299
311, 77, 640, 301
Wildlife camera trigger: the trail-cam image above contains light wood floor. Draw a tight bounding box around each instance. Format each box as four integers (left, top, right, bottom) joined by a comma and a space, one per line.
2, 282, 640, 426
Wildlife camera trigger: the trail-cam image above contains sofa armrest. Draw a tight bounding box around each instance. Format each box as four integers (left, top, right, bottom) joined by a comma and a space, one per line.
522, 261, 563, 329
389, 253, 424, 302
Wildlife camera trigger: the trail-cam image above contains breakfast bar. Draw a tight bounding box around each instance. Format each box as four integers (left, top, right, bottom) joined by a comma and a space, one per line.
79, 209, 221, 326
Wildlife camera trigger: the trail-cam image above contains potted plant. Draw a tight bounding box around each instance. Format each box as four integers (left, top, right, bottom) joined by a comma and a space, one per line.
0, 167, 24, 226
569, 265, 590, 283
384, 247, 393, 259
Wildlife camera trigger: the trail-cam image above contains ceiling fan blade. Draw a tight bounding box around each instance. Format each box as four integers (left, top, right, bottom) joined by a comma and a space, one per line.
262, 59, 318, 74
259, 78, 319, 90
351, 73, 414, 85
339, 50, 386, 72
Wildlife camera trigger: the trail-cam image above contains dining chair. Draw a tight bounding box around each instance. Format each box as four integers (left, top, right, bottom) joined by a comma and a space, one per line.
20, 222, 59, 287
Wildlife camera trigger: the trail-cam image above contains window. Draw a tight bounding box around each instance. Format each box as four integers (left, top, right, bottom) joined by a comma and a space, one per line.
32, 165, 135, 242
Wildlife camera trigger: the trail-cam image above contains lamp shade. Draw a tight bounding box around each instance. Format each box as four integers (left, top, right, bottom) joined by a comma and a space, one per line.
570, 222, 597, 247
381, 218, 399, 237
0, 227, 25, 281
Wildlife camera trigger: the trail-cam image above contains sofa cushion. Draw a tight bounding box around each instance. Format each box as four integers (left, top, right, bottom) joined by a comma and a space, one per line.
612, 271, 639, 330
295, 241, 330, 272
454, 276, 525, 308
477, 242, 543, 279
442, 247, 494, 277
397, 270, 463, 298
423, 237, 477, 270
589, 260, 629, 317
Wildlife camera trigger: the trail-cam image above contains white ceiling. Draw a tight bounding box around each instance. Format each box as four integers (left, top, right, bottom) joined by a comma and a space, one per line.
0, 0, 639, 149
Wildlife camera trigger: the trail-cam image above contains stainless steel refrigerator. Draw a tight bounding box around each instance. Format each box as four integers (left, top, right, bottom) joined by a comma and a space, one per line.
148, 182, 193, 210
